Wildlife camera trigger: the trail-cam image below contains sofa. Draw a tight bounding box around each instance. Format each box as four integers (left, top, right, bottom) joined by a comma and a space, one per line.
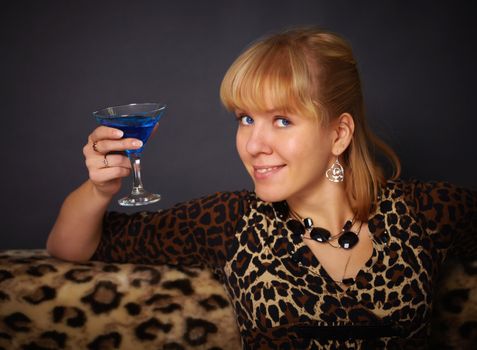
0, 250, 476, 349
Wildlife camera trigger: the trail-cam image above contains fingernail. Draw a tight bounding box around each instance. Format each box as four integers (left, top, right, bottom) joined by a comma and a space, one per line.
132, 140, 143, 147
115, 130, 124, 137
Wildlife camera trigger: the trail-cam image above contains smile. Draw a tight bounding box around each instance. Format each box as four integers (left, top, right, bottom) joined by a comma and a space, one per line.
253, 165, 286, 179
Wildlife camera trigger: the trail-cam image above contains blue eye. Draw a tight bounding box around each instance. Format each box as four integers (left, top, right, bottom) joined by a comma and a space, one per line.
276, 117, 291, 128
239, 115, 254, 126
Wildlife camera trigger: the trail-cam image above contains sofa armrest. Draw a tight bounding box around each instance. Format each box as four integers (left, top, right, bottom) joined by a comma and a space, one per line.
0, 250, 240, 350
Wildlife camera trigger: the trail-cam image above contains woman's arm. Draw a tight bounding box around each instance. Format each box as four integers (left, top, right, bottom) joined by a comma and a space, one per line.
90, 190, 248, 269
46, 126, 142, 261
46, 180, 111, 261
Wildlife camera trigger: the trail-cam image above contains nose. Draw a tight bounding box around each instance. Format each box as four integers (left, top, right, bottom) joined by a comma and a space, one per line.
245, 123, 273, 156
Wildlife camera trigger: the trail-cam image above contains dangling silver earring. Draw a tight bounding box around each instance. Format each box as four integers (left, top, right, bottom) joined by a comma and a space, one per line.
326, 158, 344, 183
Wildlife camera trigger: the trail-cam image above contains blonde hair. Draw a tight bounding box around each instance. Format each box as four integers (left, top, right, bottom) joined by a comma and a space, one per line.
220, 27, 401, 220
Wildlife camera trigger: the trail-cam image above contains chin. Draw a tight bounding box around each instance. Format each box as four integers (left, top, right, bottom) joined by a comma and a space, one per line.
253, 186, 288, 203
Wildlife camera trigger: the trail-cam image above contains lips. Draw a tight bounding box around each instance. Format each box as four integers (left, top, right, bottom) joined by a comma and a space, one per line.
252, 165, 286, 180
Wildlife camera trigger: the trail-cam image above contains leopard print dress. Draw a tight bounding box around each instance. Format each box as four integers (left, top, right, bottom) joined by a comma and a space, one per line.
92, 179, 477, 349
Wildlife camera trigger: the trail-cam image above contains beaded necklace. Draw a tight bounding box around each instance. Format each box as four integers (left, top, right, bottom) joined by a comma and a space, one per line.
289, 210, 362, 250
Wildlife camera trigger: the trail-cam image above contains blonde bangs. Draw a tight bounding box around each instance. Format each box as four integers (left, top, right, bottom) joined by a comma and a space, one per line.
220, 41, 318, 118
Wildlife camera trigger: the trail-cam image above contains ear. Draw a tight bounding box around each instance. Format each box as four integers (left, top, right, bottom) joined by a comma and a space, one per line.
331, 113, 354, 156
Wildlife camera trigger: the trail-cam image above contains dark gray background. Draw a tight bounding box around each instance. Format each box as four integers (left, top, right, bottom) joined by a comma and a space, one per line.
1, 0, 476, 249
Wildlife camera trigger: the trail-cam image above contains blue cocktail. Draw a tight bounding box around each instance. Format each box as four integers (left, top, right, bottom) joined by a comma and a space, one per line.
97, 116, 158, 155
93, 103, 166, 206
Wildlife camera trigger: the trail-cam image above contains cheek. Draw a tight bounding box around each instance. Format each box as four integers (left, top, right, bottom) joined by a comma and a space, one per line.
235, 130, 247, 161
282, 136, 314, 160
285, 134, 331, 170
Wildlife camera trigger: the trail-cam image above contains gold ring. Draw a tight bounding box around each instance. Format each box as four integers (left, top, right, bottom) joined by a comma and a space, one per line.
92, 141, 99, 153
103, 154, 109, 167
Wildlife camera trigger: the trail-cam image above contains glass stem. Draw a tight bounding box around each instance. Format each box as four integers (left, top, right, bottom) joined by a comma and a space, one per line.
129, 153, 145, 195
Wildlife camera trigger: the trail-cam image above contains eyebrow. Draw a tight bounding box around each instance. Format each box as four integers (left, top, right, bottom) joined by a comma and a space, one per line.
234, 108, 287, 115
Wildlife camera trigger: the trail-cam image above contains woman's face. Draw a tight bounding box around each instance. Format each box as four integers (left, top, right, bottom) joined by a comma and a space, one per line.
235, 107, 335, 203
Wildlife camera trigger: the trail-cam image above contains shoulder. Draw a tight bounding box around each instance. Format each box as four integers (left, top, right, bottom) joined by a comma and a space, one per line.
380, 178, 468, 200
183, 189, 252, 206
378, 178, 476, 215
178, 189, 256, 221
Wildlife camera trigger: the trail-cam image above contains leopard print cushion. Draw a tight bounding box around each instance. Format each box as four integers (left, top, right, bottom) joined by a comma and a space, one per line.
0, 250, 240, 350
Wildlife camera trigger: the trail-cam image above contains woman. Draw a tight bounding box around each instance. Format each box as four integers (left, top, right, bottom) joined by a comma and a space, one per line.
47, 27, 476, 349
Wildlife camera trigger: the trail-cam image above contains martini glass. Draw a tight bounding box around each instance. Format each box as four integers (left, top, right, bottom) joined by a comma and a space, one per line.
93, 103, 166, 206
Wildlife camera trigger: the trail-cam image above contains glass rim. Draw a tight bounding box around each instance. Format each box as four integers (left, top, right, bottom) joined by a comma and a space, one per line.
93, 102, 166, 118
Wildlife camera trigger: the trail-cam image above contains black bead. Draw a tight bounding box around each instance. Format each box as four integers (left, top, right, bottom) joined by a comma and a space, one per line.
343, 220, 352, 231
310, 227, 331, 242
303, 218, 313, 230
338, 231, 359, 249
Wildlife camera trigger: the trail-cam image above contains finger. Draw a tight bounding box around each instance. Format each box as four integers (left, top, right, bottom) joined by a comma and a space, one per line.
84, 137, 142, 156
89, 166, 131, 184
84, 126, 126, 157
102, 154, 132, 169
88, 126, 124, 144
90, 138, 143, 155
86, 153, 131, 170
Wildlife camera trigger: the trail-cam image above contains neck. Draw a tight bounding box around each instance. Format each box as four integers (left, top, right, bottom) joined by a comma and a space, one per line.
287, 181, 354, 234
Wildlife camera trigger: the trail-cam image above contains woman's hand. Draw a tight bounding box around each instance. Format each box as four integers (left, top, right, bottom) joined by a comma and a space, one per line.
47, 125, 147, 262
83, 126, 143, 199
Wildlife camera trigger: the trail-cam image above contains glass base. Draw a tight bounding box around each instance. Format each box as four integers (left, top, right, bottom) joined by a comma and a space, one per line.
118, 192, 161, 206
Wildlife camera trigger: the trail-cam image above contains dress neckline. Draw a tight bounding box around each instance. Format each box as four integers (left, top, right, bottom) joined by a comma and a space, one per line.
269, 197, 391, 294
